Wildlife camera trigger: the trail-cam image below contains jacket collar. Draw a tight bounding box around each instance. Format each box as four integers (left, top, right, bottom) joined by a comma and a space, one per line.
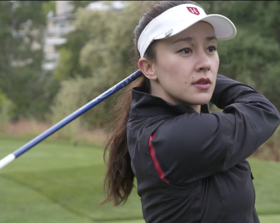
130, 87, 209, 117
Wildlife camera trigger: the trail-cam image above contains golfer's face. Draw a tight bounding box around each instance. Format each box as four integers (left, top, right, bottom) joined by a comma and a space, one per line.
152, 21, 219, 112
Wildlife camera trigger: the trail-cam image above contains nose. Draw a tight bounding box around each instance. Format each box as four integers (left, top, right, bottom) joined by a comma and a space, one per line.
195, 51, 211, 72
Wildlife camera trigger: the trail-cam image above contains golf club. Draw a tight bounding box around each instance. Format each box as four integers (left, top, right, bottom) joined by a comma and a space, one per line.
0, 69, 142, 169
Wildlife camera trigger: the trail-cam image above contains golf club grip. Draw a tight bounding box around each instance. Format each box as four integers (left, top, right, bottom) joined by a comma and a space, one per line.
0, 70, 142, 169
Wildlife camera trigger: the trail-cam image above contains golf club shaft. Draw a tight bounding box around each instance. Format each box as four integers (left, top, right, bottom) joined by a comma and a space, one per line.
0, 70, 142, 169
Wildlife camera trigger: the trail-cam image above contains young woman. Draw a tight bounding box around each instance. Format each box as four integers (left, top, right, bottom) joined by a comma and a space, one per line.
102, 1, 280, 222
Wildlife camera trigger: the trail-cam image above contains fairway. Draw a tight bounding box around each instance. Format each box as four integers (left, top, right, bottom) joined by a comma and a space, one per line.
0, 137, 280, 222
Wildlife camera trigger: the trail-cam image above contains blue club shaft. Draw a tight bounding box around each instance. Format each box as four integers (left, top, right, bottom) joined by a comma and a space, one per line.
0, 70, 142, 169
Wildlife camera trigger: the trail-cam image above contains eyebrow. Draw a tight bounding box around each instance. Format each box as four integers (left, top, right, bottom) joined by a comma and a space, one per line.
172, 36, 217, 44
206, 36, 217, 41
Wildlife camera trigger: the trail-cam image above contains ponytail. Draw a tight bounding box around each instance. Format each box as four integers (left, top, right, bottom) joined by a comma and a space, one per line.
101, 76, 146, 206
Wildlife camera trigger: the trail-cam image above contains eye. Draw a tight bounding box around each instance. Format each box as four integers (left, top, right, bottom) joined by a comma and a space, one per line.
207, 46, 217, 53
178, 48, 193, 54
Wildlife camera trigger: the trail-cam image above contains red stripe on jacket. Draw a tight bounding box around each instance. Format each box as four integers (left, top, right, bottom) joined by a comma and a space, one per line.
149, 132, 169, 184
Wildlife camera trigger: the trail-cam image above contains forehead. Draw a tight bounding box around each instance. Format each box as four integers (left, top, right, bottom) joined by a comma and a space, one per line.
163, 21, 216, 43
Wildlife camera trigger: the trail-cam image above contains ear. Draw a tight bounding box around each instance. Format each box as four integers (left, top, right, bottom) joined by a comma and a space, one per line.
138, 58, 157, 80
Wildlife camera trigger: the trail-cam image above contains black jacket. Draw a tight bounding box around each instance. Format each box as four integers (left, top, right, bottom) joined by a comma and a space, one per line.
127, 74, 280, 223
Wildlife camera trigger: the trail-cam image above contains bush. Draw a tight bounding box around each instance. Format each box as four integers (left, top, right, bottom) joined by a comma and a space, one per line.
254, 126, 280, 162
50, 76, 116, 141
0, 90, 15, 131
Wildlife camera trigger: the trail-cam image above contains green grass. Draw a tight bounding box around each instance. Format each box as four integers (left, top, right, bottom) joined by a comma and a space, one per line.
0, 137, 280, 223
250, 159, 280, 215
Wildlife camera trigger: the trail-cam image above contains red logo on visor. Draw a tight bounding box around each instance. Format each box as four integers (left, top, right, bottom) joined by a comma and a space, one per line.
187, 7, 200, 15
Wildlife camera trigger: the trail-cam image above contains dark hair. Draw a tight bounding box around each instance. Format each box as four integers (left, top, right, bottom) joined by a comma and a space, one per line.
102, 1, 203, 206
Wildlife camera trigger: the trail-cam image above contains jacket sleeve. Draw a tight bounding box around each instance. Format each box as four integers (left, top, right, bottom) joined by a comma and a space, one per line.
152, 74, 280, 185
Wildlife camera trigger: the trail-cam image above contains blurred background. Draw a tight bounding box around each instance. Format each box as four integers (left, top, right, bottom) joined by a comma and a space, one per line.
0, 1, 279, 223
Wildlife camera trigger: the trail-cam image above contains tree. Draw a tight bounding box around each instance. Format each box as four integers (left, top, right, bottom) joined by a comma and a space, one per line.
54, 31, 91, 80
0, 1, 59, 120
42, 1, 56, 16
52, 1, 146, 127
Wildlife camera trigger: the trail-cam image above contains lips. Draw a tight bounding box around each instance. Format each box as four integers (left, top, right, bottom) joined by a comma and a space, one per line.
193, 78, 211, 90
194, 78, 210, 84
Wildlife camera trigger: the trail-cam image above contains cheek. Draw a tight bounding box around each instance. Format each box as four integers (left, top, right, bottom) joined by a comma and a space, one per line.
156, 56, 182, 80
214, 54, 220, 70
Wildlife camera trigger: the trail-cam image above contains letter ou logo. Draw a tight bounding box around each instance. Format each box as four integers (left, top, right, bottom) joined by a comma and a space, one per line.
187, 7, 200, 15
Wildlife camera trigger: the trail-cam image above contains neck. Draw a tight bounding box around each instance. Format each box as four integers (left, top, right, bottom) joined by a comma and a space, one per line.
150, 84, 201, 113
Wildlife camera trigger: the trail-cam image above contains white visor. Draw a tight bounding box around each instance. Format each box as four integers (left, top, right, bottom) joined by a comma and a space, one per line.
137, 3, 237, 58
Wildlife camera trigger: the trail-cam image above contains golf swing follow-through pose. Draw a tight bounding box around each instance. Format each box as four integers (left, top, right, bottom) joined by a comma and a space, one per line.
101, 1, 280, 223
1, 1, 280, 222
